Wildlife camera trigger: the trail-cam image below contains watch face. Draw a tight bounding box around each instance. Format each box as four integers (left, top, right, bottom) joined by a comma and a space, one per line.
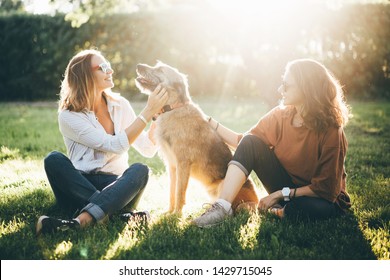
282, 188, 290, 196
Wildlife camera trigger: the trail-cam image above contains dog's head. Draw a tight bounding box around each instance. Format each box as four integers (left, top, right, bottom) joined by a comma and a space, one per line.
135, 61, 191, 104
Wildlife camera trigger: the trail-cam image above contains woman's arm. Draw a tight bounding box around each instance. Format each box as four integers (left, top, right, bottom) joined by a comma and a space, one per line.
258, 185, 319, 211
130, 121, 158, 158
125, 85, 168, 145
59, 85, 168, 155
208, 117, 241, 149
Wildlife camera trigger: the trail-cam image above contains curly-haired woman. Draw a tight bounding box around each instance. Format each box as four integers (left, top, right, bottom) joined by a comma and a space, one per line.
193, 58, 351, 227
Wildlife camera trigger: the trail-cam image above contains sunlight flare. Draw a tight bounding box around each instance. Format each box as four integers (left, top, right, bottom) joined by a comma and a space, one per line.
54, 241, 73, 258
103, 224, 142, 259
0, 159, 46, 188
238, 213, 260, 250
0, 218, 25, 237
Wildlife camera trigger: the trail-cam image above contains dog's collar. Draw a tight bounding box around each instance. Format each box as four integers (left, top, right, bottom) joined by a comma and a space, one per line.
162, 102, 189, 112
153, 102, 189, 121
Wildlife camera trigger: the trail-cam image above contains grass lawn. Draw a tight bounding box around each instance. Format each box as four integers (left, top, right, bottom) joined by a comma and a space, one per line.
0, 99, 389, 260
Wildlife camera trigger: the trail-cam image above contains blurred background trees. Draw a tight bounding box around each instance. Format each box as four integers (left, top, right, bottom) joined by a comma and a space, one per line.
0, 0, 389, 105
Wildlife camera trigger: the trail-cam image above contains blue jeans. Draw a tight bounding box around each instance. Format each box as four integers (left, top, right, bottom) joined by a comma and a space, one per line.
44, 151, 149, 222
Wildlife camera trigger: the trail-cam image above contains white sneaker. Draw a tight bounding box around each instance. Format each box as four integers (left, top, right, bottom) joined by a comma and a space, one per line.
192, 202, 233, 228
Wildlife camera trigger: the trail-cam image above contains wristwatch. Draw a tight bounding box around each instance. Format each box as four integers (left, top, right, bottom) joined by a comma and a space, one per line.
281, 187, 291, 202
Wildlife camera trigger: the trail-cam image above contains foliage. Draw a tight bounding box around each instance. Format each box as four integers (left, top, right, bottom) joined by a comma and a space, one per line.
0, 0, 24, 13
0, 100, 389, 260
60, 0, 125, 27
0, 13, 90, 101
0, 3, 390, 104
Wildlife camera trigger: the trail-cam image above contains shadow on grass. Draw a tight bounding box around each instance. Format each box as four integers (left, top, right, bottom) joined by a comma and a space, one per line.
0, 188, 130, 260
0, 190, 377, 260
109, 210, 377, 260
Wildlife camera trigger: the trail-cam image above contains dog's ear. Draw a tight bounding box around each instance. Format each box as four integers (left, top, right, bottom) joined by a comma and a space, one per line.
173, 82, 190, 103
173, 82, 186, 95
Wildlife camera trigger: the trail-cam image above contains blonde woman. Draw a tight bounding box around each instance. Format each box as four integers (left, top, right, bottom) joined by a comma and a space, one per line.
194, 58, 351, 227
36, 49, 168, 235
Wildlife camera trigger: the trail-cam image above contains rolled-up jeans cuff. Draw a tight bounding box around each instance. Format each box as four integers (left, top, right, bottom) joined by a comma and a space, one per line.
228, 160, 249, 177
80, 190, 105, 223
81, 203, 106, 223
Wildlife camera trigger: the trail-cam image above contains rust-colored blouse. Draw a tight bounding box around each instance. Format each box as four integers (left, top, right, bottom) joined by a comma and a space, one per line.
245, 105, 348, 204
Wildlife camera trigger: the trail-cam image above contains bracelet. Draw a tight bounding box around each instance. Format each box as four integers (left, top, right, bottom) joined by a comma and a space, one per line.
208, 116, 219, 131
293, 188, 297, 199
138, 114, 148, 125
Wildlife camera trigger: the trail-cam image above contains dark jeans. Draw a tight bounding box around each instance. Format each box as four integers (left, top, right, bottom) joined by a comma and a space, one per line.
230, 135, 340, 220
44, 151, 149, 222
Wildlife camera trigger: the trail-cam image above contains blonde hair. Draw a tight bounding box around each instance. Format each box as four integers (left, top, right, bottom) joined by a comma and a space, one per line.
285, 58, 350, 132
58, 49, 103, 112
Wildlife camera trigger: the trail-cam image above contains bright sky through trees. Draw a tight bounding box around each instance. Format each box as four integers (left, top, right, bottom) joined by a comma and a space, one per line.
23, 0, 389, 15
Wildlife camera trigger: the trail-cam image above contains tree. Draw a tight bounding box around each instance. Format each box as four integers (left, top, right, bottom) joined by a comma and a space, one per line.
50, 0, 163, 27
0, 0, 24, 12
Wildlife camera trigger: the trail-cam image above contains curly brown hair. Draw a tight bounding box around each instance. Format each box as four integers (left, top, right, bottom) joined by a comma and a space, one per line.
285, 59, 350, 132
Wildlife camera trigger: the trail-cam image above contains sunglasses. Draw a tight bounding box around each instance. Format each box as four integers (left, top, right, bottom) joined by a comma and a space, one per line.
94, 62, 112, 74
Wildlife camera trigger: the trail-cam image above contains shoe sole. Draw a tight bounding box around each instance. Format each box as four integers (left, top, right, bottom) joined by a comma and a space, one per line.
193, 219, 225, 228
196, 223, 221, 228
120, 211, 151, 223
36, 215, 49, 236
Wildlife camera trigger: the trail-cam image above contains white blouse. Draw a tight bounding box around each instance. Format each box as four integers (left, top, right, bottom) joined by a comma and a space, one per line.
58, 92, 157, 175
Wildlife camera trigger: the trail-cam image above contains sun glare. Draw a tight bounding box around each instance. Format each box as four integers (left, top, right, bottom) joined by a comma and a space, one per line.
24, 0, 73, 15
207, 0, 313, 20
202, 0, 331, 49
191, 0, 342, 72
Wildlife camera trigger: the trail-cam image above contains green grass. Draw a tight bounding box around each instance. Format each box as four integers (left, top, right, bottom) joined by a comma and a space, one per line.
0, 100, 389, 260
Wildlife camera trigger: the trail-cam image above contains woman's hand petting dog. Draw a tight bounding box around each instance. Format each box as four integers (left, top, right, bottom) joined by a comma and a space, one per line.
144, 84, 169, 120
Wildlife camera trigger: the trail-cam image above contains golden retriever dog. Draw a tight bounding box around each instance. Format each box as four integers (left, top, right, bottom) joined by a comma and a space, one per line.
135, 62, 259, 214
